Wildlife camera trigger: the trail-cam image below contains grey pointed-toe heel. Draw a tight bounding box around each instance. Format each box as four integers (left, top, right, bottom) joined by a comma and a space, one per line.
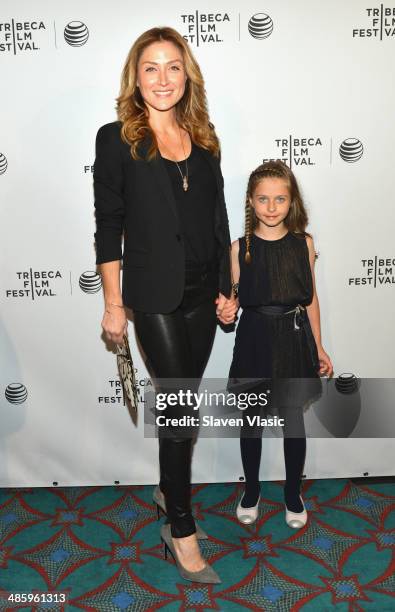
160, 523, 221, 584
153, 485, 209, 540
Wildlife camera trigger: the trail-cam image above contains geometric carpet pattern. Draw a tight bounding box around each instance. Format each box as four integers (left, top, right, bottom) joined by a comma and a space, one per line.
0, 478, 394, 610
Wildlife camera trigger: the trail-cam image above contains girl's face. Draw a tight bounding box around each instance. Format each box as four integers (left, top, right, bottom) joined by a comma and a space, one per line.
250, 177, 291, 229
136, 40, 187, 116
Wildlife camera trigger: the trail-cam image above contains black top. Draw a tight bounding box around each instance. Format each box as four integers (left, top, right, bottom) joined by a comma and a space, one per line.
238, 232, 313, 308
162, 144, 217, 264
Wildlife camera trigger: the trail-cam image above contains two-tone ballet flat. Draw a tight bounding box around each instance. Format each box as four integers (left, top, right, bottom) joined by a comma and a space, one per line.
236, 494, 261, 525
153, 485, 208, 540
285, 495, 308, 528
160, 523, 221, 584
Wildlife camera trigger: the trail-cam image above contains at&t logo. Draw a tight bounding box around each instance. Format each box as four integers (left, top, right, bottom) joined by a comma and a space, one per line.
248, 13, 274, 39
0, 153, 7, 174
5, 383, 28, 404
353, 6, 395, 39
181, 12, 230, 45
339, 138, 364, 163
64, 21, 89, 47
79, 271, 102, 293
335, 373, 359, 394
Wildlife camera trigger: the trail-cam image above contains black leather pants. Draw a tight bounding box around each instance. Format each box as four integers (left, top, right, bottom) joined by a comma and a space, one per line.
134, 261, 218, 538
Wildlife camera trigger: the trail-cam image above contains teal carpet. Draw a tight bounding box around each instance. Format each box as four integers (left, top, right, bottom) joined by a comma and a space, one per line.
0, 478, 394, 610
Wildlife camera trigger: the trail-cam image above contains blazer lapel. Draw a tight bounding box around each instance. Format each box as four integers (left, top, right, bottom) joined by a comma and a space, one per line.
198, 147, 229, 242
198, 147, 223, 193
139, 135, 180, 226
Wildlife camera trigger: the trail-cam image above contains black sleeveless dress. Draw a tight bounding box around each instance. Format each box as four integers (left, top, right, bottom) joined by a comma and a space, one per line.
228, 232, 321, 415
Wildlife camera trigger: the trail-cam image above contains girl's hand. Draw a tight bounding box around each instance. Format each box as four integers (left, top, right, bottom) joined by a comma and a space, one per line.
215, 293, 238, 325
317, 346, 333, 377
101, 304, 128, 345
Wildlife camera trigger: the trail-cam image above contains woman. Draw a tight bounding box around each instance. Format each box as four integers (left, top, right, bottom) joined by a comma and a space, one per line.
93, 27, 237, 583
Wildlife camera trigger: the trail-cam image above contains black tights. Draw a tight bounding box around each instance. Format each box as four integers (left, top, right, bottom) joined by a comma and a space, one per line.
134, 263, 218, 538
240, 406, 306, 513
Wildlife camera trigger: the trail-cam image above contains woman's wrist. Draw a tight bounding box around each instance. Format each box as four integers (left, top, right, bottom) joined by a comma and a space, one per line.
105, 296, 124, 307
104, 301, 125, 316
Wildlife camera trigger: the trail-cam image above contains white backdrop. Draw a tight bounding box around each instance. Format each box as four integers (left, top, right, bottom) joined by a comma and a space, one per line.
1, 0, 394, 487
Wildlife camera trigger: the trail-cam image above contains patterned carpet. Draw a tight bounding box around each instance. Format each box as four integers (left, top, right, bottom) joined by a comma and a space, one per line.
0, 478, 394, 611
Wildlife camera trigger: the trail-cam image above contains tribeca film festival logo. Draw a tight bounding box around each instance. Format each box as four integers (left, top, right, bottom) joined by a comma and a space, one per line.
5, 269, 63, 299
180, 11, 275, 44
263, 136, 324, 168
98, 377, 151, 406
5, 383, 28, 404
0, 20, 46, 54
181, 12, 231, 45
248, 13, 274, 39
349, 256, 395, 287
263, 136, 364, 167
79, 271, 102, 293
353, 6, 395, 39
0, 153, 7, 174
0, 19, 89, 53
64, 21, 89, 47
84, 163, 94, 174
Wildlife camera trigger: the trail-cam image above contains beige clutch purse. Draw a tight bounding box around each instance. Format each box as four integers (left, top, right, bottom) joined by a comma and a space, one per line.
116, 334, 139, 410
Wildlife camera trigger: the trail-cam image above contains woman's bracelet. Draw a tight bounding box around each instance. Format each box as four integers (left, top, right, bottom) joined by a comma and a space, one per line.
232, 282, 239, 298
105, 302, 125, 315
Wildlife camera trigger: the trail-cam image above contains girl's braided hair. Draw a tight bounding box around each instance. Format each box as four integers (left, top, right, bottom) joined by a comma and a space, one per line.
244, 160, 309, 263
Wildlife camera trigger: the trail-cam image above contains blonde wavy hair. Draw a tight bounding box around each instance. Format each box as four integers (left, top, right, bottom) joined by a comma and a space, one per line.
116, 27, 220, 160
244, 161, 310, 263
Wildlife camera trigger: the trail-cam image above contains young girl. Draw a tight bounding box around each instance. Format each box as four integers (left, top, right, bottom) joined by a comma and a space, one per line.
229, 160, 333, 528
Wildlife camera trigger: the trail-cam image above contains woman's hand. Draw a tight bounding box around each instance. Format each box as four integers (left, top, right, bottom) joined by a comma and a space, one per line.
317, 346, 333, 377
215, 293, 239, 325
101, 304, 128, 345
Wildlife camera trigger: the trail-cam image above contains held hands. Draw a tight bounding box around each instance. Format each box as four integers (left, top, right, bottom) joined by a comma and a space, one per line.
317, 346, 333, 377
215, 293, 239, 325
102, 303, 128, 345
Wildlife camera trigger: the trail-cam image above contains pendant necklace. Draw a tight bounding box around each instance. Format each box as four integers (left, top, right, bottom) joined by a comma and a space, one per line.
158, 127, 189, 191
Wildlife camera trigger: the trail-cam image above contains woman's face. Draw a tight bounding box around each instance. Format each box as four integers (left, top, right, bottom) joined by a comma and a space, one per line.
250, 177, 291, 228
136, 40, 187, 115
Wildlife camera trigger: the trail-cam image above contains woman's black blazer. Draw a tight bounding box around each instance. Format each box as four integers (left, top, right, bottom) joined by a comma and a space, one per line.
94, 121, 232, 313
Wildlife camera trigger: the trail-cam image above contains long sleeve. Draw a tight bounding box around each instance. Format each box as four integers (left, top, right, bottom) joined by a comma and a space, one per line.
93, 123, 125, 264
